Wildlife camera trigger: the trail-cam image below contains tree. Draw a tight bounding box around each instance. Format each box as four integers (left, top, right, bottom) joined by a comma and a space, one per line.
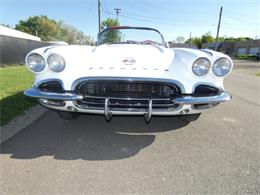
185, 37, 202, 48
192, 37, 202, 48
58, 21, 94, 45
15, 15, 94, 45
1, 24, 11, 28
100, 18, 121, 43
101, 18, 120, 30
175, 36, 185, 43
201, 32, 215, 44
15, 15, 60, 41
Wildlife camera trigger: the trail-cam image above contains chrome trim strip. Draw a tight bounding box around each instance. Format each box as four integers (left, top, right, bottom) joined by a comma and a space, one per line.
174, 92, 231, 105
24, 88, 82, 100
78, 95, 173, 101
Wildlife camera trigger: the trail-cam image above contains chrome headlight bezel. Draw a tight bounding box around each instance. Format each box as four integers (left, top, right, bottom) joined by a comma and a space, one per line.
47, 53, 66, 72
213, 57, 232, 77
26, 53, 46, 73
192, 57, 211, 76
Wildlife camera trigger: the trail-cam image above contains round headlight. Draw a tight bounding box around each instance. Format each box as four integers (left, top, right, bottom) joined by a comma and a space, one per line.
47, 54, 66, 72
192, 58, 211, 76
26, 53, 45, 72
213, 58, 232, 76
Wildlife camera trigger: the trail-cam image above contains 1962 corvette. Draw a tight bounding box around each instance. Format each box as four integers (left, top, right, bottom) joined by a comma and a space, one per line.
24, 26, 233, 122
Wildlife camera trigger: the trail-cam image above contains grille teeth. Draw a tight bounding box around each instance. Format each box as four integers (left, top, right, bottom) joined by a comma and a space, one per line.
76, 81, 181, 99
74, 80, 181, 111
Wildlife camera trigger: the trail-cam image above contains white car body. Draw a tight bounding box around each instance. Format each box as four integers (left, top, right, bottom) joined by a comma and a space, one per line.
24, 27, 233, 122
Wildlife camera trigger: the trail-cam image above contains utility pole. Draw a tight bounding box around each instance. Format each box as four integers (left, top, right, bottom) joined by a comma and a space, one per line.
98, 0, 101, 34
215, 6, 223, 50
189, 32, 192, 46
114, 8, 121, 20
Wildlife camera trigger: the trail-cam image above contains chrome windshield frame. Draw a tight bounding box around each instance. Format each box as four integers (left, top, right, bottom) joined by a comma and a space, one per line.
97, 26, 167, 47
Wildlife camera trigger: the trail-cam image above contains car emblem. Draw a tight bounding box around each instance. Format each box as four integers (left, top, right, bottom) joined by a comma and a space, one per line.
123, 57, 136, 65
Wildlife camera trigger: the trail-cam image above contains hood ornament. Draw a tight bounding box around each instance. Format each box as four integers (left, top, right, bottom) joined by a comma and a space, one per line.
123, 57, 136, 65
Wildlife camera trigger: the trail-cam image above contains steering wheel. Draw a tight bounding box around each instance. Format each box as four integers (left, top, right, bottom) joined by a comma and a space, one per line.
142, 40, 157, 45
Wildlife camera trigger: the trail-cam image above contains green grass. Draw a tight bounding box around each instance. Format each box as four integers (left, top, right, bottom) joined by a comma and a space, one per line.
0, 65, 36, 126
256, 72, 260, 77
235, 55, 257, 60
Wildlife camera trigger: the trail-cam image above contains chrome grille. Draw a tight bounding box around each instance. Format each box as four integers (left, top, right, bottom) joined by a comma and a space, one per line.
75, 81, 181, 99
73, 80, 182, 117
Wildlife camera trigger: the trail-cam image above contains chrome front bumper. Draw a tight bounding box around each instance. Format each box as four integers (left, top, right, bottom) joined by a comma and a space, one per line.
24, 88, 231, 105
24, 87, 231, 122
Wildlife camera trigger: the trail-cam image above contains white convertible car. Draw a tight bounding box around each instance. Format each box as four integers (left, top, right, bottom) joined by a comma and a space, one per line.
24, 26, 232, 122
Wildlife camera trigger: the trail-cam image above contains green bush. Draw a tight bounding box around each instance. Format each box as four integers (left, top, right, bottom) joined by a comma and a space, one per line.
235, 54, 257, 60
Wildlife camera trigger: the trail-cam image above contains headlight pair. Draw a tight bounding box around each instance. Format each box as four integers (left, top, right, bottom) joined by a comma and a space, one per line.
192, 57, 232, 77
26, 53, 66, 73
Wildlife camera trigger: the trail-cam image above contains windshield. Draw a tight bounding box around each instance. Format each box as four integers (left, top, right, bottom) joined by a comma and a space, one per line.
97, 27, 166, 47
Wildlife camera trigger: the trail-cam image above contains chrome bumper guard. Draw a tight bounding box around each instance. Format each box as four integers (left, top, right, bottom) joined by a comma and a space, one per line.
24, 88, 231, 122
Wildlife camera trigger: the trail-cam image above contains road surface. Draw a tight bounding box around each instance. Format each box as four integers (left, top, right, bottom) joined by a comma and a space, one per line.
1, 70, 260, 194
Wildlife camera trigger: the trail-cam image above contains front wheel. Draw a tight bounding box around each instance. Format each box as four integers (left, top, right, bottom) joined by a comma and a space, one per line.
57, 111, 79, 120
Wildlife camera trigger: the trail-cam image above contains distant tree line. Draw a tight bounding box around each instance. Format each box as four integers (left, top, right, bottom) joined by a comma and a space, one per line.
3, 15, 95, 45
170, 32, 253, 48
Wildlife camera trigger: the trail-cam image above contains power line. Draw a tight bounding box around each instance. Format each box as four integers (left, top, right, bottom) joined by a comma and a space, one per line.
221, 25, 260, 33
223, 13, 260, 25
104, 11, 216, 27
121, 11, 213, 23
102, 0, 109, 13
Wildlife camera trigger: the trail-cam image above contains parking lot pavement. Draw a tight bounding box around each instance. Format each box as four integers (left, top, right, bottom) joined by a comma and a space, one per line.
1, 70, 260, 194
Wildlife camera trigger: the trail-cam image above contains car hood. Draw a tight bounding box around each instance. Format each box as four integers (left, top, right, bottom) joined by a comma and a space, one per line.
91, 44, 175, 68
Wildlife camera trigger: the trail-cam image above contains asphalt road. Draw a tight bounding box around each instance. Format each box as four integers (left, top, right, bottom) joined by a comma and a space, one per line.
1, 70, 260, 194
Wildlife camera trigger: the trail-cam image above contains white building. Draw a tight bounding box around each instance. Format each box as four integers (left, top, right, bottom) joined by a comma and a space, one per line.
0, 25, 41, 41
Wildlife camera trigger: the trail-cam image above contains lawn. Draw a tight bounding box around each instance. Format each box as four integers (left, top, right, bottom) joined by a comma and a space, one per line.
0, 65, 36, 126
256, 72, 260, 77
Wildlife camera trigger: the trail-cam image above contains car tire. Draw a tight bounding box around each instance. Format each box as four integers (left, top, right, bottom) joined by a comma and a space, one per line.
180, 114, 201, 122
57, 111, 79, 120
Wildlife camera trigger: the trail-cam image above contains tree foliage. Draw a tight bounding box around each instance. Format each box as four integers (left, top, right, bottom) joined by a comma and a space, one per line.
184, 31, 253, 48
15, 16, 59, 41
101, 18, 120, 30
100, 18, 121, 43
0, 24, 11, 28
58, 21, 94, 45
175, 36, 185, 43
201, 32, 215, 44
15, 15, 94, 45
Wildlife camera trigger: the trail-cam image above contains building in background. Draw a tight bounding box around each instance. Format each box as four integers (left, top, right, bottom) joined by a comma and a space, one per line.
202, 40, 260, 57
0, 25, 53, 65
0, 25, 41, 41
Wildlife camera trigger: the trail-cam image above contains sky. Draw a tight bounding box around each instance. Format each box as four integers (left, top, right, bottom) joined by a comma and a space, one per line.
0, 0, 259, 42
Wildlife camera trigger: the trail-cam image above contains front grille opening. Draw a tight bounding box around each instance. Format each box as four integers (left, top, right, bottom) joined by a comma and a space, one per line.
74, 80, 182, 110
75, 81, 181, 99
38, 81, 64, 93
194, 85, 222, 97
